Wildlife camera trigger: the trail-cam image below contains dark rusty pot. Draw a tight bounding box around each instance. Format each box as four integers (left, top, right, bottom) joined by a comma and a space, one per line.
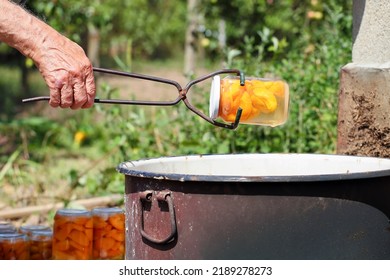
117, 154, 390, 260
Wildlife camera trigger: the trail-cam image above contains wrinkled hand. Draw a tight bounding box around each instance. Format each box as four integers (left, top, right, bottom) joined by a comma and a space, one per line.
33, 33, 96, 109
0, 0, 96, 109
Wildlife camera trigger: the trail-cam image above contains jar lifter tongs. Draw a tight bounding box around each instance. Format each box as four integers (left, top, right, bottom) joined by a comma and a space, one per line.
22, 67, 246, 129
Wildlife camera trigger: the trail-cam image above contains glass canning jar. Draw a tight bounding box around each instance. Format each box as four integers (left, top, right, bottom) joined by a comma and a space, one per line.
92, 207, 125, 260
52, 208, 93, 260
29, 230, 53, 260
209, 75, 289, 127
0, 233, 30, 260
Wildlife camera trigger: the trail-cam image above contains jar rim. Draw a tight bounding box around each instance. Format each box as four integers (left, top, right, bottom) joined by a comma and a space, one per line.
30, 230, 53, 238
92, 207, 124, 214
0, 222, 15, 229
56, 208, 91, 216
20, 224, 50, 231
0, 233, 27, 240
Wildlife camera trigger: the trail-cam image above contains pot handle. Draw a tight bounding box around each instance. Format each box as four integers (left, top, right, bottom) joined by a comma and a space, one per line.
139, 191, 177, 244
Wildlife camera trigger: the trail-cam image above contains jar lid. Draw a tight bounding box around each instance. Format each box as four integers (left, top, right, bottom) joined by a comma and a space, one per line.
92, 207, 124, 215
20, 224, 50, 233
0, 233, 28, 241
209, 75, 220, 120
0, 222, 16, 234
56, 208, 91, 216
30, 230, 53, 240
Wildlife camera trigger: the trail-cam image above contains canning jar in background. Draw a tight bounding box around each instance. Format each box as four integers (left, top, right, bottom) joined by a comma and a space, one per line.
0, 222, 17, 234
52, 209, 93, 260
19, 224, 51, 237
19, 224, 52, 260
92, 207, 125, 260
29, 230, 53, 260
0, 233, 30, 260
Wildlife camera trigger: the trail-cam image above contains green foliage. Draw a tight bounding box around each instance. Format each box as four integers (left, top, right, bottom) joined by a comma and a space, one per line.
27, 0, 187, 59
29, 0, 119, 42
111, 0, 187, 58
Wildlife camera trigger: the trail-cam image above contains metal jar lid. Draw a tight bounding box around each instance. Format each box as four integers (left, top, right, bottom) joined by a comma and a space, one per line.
209, 75, 220, 120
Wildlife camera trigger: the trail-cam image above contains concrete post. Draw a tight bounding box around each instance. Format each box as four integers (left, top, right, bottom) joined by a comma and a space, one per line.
337, 0, 390, 157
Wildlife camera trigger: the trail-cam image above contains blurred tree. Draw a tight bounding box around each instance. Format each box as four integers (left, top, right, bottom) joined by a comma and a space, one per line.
184, 0, 200, 76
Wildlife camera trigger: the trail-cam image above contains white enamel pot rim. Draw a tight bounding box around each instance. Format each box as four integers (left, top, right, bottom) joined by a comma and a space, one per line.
117, 153, 390, 182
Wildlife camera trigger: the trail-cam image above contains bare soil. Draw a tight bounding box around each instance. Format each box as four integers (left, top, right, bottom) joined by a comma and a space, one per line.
337, 66, 390, 158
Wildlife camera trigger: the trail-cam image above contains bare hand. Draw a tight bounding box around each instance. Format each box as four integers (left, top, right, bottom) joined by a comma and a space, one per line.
33, 34, 96, 109
0, 0, 96, 109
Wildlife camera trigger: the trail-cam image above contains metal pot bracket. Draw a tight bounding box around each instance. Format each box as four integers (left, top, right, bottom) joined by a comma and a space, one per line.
139, 190, 177, 245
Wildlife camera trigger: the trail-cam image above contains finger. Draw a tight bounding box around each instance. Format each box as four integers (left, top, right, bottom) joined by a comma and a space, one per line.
71, 78, 88, 110
49, 87, 61, 108
82, 70, 96, 109
60, 82, 73, 108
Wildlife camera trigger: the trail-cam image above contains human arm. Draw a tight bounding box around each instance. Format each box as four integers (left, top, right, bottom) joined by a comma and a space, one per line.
0, 0, 95, 109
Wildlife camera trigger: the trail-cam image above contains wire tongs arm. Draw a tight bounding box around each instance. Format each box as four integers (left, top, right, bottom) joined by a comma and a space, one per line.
93, 67, 182, 91
93, 67, 185, 106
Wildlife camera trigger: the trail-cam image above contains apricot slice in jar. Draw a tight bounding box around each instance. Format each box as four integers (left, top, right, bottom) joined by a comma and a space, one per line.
68, 230, 89, 247
101, 237, 116, 251
54, 239, 69, 251
238, 91, 253, 120
108, 215, 124, 231
54, 223, 72, 241
53, 250, 74, 260
85, 219, 93, 229
93, 217, 107, 229
107, 229, 125, 242
267, 81, 285, 97
69, 239, 87, 252
252, 88, 277, 113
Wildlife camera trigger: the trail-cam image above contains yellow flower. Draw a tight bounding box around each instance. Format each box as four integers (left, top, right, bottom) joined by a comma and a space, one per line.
74, 131, 87, 145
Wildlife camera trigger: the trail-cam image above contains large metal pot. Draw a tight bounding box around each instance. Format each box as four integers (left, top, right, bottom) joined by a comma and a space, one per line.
117, 153, 390, 260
